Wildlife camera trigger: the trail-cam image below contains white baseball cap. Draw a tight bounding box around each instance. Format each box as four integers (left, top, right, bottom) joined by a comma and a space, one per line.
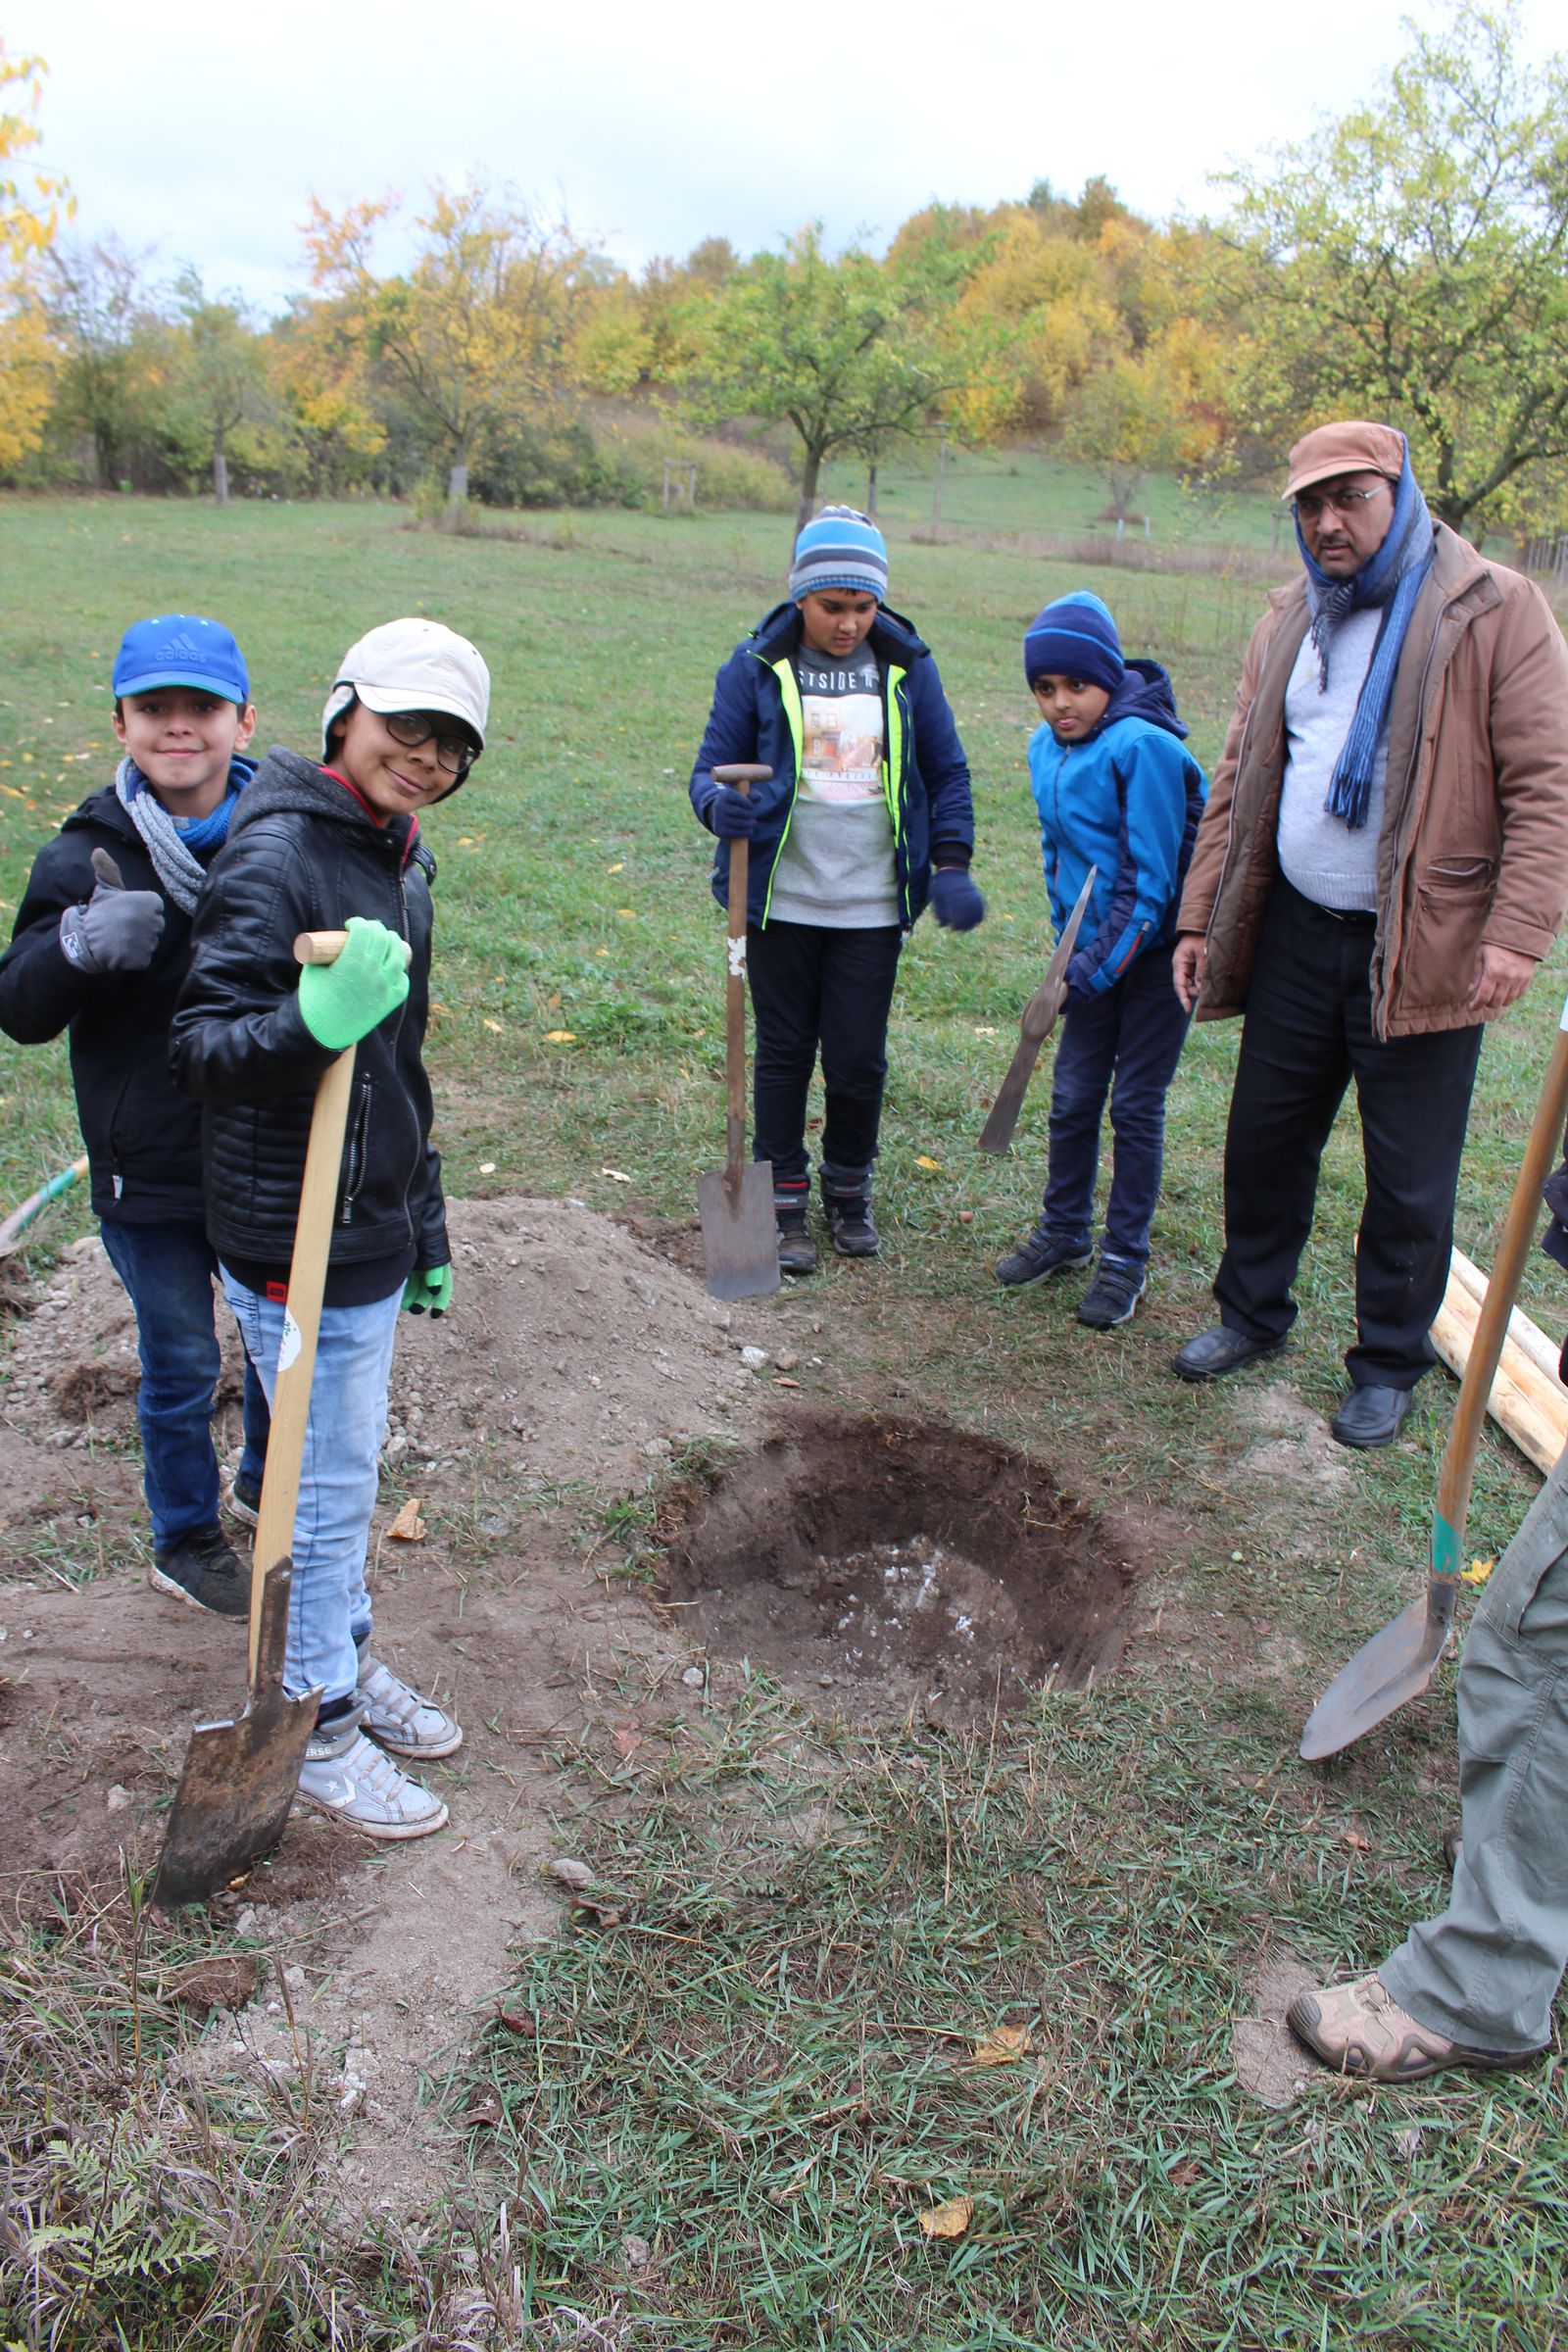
321, 616, 491, 756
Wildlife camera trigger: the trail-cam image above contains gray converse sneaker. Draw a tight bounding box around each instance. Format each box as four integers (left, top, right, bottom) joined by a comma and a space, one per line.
297, 1716, 450, 1838
220, 1466, 262, 1530
356, 1637, 464, 1759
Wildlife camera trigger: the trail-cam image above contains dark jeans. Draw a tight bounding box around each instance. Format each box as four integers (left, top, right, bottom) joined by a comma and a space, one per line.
1214, 879, 1484, 1388
100, 1216, 270, 1550
746, 920, 903, 1191
1041, 942, 1192, 1269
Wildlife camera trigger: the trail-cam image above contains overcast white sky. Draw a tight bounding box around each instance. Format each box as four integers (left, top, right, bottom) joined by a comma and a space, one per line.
10, 0, 1557, 316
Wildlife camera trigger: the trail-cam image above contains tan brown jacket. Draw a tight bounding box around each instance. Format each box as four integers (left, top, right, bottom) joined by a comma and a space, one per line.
1177, 524, 1568, 1037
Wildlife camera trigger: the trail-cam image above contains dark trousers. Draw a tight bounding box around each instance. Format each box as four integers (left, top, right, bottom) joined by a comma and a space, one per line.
746, 920, 903, 1192
1042, 942, 1192, 1270
99, 1215, 271, 1550
1214, 880, 1484, 1389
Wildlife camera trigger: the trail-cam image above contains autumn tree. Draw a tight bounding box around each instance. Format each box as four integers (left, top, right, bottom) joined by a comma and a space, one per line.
45, 237, 173, 487
0, 42, 70, 473
168, 268, 271, 502
690, 225, 982, 537
1214, 0, 1568, 533
305, 180, 592, 507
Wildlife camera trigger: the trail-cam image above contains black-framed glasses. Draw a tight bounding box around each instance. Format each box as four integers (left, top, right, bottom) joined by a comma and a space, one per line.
1293, 485, 1389, 523
383, 710, 475, 772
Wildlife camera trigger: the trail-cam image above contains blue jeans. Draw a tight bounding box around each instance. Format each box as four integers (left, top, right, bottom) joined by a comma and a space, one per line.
220, 1269, 402, 1709
99, 1217, 270, 1551
1041, 943, 1192, 1270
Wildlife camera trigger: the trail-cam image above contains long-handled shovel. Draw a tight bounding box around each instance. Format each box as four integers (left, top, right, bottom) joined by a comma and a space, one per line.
697, 762, 779, 1302
1300, 985, 1568, 1762
0, 1154, 89, 1259
153, 929, 398, 1905
978, 867, 1098, 1155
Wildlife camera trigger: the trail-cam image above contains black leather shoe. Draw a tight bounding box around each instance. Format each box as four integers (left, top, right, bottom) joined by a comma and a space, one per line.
1171, 1324, 1288, 1383
1331, 1384, 1415, 1448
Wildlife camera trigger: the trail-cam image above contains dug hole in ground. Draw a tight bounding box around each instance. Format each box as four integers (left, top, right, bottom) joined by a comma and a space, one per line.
4, 1187, 1243, 2223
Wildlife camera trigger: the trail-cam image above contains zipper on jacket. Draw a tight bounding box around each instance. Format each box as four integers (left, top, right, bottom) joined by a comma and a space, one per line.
392, 863, 421, 1243
341, 1076, 372, 1224
760, 658, 806, 927
885, 665, 909, 923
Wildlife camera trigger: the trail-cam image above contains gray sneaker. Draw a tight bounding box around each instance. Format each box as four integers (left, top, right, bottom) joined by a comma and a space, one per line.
297, 1717, 449, 1838
149, 1524, 251, 1618
356, 1637, 464, 1759
1077, 1255, 1148, 1329
220, 1466, 262, 1530
995, 1223, 1094, 1288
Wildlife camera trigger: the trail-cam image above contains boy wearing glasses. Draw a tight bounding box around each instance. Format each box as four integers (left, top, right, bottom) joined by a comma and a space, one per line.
172, 618, 489, 1838
1170, 419, 1568, 1446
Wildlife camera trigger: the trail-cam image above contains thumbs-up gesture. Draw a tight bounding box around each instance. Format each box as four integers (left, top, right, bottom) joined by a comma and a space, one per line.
59, 848, 167, 974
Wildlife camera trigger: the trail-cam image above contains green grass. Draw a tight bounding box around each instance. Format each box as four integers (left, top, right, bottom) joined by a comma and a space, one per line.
2, 475, 1566, 2349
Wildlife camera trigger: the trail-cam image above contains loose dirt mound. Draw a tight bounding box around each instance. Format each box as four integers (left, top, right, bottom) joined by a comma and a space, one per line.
1, 1196, 770, 1515
0, 1195, 783, 2218
661, 1411, 1143, 1718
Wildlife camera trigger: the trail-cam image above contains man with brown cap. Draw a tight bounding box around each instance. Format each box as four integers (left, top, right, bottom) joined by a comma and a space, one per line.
1171, 420, 1568, 1445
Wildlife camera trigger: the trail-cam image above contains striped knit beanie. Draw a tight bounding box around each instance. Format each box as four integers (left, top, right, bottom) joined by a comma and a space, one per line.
1023, 589, 1125, 694
789, 506, 889, 603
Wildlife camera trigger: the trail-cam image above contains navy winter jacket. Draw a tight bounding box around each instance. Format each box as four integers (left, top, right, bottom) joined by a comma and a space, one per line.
1028, 661, 1207, 996
689, 602, 975, 928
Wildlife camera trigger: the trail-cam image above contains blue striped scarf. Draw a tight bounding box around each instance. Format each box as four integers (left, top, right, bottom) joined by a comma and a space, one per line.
115, 755, 257, 911
1295, 452, 1435, 831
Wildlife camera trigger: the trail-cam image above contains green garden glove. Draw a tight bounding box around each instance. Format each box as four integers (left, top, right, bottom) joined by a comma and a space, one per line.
402, 1264, 453, 1317
297, 915, 410, 1052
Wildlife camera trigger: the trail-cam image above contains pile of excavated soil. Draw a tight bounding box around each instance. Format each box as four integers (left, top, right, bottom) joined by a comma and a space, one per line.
0, 1195, 775, 1526
0, 1195, 784, 2219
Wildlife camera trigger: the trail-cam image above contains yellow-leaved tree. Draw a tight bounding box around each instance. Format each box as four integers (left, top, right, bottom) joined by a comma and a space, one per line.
0, 43, 71, 473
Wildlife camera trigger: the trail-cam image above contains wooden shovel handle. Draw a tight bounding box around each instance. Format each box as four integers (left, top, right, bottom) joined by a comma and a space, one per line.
294, 929, 414, 968
247, 926, 394, 1679
710, 766, 772, 1193
1432, 1001, 1568, 1617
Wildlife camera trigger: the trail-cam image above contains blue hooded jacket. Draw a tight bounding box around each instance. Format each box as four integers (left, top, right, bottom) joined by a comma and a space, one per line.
1028, 660, 1208, 996
689, 601, 975, 928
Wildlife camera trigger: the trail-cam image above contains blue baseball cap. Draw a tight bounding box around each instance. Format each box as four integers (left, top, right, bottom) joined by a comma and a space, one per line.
113, 613, 250, 704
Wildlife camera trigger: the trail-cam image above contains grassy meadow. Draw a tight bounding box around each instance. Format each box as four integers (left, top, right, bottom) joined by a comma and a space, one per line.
3, 468, 1567, 2348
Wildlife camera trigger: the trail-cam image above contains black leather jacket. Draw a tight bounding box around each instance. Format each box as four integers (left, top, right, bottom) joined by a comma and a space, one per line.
171, 750, 449, 1274
0, 785, 209, 1224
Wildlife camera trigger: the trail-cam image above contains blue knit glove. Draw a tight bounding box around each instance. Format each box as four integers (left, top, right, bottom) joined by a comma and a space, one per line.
930, 867, 986, 932
297, 916, 410, 1052
402, 1264, 453, 1317
709, 786, 759, 840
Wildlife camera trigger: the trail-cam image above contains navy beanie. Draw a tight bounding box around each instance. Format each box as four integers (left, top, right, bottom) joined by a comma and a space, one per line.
789, 506, 889, 603
1023, 590, 1125, 694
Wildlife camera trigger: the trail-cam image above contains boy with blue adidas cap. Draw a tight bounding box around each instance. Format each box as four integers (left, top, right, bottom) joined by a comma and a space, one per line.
690, 506, 984, 1271
995, 590, 1206, 1326
0, 614, 270, 1613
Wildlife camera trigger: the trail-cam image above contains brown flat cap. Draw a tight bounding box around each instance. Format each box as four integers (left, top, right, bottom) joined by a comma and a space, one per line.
1286, 420, 1406, 498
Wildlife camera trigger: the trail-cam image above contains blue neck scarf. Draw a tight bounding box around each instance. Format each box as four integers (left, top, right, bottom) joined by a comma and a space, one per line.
1295, 452, 1435, 830
116, 755, 257, 911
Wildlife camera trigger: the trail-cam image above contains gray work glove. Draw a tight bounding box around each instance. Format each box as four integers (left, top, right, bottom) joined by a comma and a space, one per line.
59, 848, 165, 973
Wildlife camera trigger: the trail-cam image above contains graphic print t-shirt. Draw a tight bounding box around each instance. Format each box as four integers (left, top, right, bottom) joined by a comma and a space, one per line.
766, 647, 899, 927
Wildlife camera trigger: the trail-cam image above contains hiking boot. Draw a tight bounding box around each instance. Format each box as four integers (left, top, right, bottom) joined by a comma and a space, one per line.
774, 1192, 818, 1277
220, 1466, 262, 1530
823, 1195, 879, 1258
297, 1716, 450, 1839
1077, 1255, 1148, 1329
149, 1524, 251, 1619
356, 1637, 464, 1760
995, 1222, 1094, 1288
1286, 1974, 1543, 2082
